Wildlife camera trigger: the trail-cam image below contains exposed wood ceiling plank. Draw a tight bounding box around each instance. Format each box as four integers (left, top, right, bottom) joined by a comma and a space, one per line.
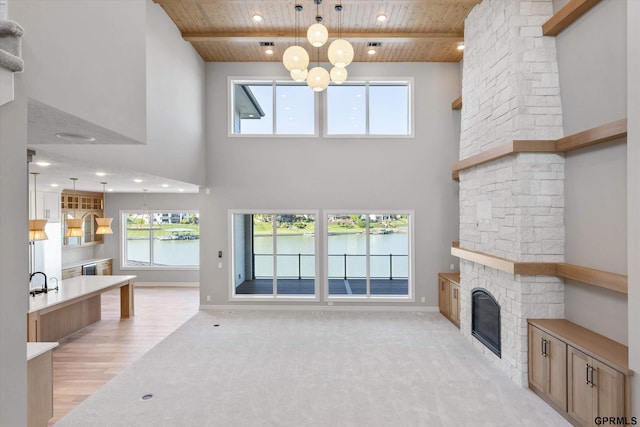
183, 31, 464, 43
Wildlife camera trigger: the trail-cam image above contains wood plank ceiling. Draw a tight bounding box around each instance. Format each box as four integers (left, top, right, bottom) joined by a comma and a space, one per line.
152, 0, 481, 62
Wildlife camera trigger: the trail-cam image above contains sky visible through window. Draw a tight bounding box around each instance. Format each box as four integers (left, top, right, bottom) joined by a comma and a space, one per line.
236, 81, 410, 136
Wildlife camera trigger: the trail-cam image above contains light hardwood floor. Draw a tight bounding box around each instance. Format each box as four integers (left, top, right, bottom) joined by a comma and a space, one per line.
48, 286, 200, 425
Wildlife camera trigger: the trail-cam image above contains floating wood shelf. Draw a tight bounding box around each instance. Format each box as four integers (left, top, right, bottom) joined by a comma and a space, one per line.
542, 0, 603, 36
451, 96, 462, 110
451, 118, 627, 175
450, 243, 628, 294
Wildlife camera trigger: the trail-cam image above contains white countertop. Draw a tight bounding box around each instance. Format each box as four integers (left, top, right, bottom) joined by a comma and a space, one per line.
27, 342, 58, 360
29, 275, 136, 314
62, 257, 112, 269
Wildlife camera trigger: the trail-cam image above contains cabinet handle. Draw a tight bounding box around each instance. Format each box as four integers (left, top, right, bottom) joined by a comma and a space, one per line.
590, 366, 596, 388
586, 364, 592, 386
441, 282, 445, 291
453, 288, 458, 299
541, 338, 547, 357
544, 339, 549, 357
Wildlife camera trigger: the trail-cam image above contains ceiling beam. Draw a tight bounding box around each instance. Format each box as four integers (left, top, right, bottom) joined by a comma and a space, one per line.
183, 32, 464, 43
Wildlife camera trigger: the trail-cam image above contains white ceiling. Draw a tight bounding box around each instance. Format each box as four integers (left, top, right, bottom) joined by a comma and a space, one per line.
27, 100, 201, 194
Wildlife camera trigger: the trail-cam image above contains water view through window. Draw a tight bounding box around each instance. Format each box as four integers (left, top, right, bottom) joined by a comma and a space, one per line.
232, 212, 411, 298
123, 211, 199, 267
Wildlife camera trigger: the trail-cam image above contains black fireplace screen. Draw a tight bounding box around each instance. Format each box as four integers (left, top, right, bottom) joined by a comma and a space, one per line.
471, 289, 501, 358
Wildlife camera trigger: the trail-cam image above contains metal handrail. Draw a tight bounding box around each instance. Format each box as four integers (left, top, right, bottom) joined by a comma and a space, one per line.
252, 253, 408, 280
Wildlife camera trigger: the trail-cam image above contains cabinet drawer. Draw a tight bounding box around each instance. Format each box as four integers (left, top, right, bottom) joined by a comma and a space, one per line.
61, 266, 82, 280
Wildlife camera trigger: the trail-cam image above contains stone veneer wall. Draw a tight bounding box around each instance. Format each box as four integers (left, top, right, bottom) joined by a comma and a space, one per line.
459, 0, 566, 386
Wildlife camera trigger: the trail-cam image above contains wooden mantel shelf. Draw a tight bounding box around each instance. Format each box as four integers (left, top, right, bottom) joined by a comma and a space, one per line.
452, 118, 627, 175
451, 243, 628, 294
451, 96, 462, 110
542, 0, 603, 36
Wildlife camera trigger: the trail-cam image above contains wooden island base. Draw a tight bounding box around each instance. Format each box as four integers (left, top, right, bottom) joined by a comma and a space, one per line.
28, 275, 136, 342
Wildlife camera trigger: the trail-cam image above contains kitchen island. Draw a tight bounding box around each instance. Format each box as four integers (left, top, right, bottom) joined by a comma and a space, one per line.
28, 275, 136, 342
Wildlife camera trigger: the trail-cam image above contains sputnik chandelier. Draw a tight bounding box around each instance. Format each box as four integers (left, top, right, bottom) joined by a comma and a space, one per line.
282, 0, 354, 92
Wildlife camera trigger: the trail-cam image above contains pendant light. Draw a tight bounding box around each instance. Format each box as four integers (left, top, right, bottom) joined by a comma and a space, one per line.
65, 177, 83, 237
328, 5, 354, 69
282, 5, 309, 73
28, 172, 48, 241
307, 0, 328, 47
95, 182, 113, 235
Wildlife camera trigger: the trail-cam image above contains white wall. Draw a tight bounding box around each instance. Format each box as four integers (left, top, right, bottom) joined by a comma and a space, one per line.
0, 80, 28, 426
554, 0, 628, 343
17, 0, 206, 187
102, 192, 200, 284
627, 0, 640, 416
200, 62, 461, 307
12, 0, 147, 142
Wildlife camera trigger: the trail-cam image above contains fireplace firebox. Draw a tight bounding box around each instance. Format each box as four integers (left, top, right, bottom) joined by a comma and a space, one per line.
471, 289, 501, 358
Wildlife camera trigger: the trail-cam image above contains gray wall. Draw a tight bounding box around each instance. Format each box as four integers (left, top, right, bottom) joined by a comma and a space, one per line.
200, 62, 461, 307
627, 0, 640, 415
102, 192, 200, 284
554, 0, 628, 343
0, 81, 28, 426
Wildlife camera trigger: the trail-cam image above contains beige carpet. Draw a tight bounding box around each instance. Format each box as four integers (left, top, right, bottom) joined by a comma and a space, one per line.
54, 310, 569, 426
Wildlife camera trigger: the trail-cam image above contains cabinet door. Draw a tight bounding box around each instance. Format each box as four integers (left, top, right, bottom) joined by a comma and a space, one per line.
568, 346, 594, 426
97, 260, 112, 276
528, 325, 547, 393
449, 283, 460, 325
438, 277, 449, 316
546, 333, 567, 410
43, 192, 60, 221
592, 358, 625, 422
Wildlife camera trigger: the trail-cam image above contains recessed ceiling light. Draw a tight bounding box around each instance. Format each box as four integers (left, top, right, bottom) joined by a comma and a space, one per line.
376, 13, 387, 22
35, 161, 50, 167
179, 188, 184, 192
161, 184, 169, 188
367, 49, 376, 55
108, 188, 114, 192
55, 132, 96, 142
265, 49, 274, 55
50, 183, 59, 188
134, 179, 143, 183
96, 172, 106, 177
252, 14, 263, 22
457, 42, 465, 50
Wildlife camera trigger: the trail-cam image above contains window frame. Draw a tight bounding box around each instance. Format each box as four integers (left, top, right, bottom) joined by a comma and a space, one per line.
120, 209, 200, 271
228, 77, 320, 138
228, 209, 321, 302
323, 78, 415, 138
324, 210, 415, 302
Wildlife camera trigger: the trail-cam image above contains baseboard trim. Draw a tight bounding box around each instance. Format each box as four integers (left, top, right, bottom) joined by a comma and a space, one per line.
199, 304, 439, 313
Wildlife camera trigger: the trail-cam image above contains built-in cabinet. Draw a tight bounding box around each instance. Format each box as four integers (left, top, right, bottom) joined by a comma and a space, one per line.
528, 319, 632, 427
97, 259, 113, 275
30, 191, 61, 222
61, 189, 105, 246
438, 273, 460, 327
528, 324, 567, 410
62, 259, 112, 279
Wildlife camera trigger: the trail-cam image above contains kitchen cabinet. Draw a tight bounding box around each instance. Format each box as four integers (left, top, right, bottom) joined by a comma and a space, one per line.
61, 266, 82, 280
61, 190, 105, 246
528, 324, 567, 410
438, 273, 460, 327
30, 191, 60, 222
528, 319, 632, 426
97, 259, 113, 275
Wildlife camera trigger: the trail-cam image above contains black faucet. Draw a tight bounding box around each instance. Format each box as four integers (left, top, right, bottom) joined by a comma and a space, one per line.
29, 271, 47, 296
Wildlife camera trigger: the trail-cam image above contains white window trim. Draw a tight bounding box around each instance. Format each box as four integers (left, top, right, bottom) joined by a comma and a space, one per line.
120, 209, 200, 271
323, 78, 415, 139
324, 210, 415, 303
228, 77, 320, 138
228, 209, 321, 302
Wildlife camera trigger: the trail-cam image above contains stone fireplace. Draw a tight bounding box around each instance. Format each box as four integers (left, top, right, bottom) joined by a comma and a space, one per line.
457, 0, 566, 386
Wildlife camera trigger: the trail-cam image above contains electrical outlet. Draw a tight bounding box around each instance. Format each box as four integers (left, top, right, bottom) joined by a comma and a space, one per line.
421, 297, 425, 303
218, 262, 222, 269
206, 295, 211, 301
450, 264, 455, 271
